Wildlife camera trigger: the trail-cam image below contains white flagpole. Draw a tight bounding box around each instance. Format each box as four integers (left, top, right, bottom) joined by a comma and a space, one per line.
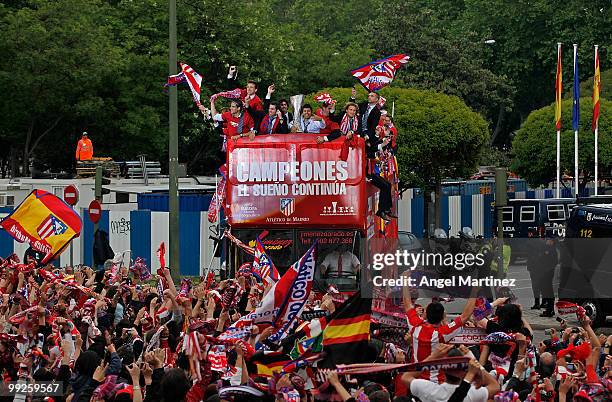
574, 44, 579, 197
391, 101, 395, 118
556, 42, 562, 198
556, 129, 561, 198
595, 123, 599, 196
594, 45, 599, 196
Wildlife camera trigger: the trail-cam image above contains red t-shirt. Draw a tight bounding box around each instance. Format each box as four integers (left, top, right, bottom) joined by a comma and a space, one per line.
407, 307, 464, 383
221, 111, 255, 136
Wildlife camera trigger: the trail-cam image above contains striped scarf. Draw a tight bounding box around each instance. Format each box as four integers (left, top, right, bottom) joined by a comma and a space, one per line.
261, 115, 277, 134
210, 88, 242, 101
527, 346, 538, 388
340, 114, 358, 135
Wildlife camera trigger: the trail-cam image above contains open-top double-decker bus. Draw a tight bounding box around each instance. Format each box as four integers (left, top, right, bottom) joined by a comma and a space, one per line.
223, 134, 398, 293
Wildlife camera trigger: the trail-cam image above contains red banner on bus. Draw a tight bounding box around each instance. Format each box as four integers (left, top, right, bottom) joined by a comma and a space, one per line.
226, 135, 367, 230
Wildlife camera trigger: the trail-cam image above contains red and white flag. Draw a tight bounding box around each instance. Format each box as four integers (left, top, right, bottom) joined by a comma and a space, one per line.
209, 345, 228, 371
253, 237, 279, 286
351, 54, 410, 92
226, 242, 316, 333
208, 165, 227, 223
166, 63, 203, 105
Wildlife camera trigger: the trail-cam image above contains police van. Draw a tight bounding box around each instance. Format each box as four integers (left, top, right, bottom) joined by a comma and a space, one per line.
560, 203, 612, 326
494, 198, 575, 261
500, 199, 575, 238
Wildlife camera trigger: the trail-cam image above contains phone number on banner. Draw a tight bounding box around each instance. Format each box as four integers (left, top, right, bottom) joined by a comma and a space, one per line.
0, 382, 63, 396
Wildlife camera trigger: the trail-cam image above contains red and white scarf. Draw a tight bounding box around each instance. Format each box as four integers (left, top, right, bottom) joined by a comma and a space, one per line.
340, 114, 359, 135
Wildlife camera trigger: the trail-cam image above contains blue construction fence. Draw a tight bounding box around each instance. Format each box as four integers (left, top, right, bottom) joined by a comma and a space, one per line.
0, 207, 218, 276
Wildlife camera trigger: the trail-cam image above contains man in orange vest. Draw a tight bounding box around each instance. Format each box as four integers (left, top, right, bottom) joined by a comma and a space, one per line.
75, 132, 94, 161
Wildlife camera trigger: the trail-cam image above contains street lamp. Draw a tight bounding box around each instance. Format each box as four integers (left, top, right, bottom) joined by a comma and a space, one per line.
169, 0, 180, 284
484, 39, 496, 45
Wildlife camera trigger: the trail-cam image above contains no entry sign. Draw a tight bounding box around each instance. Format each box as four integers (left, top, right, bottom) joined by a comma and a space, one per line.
88, 200, 102, 223
63, 184, 79, 206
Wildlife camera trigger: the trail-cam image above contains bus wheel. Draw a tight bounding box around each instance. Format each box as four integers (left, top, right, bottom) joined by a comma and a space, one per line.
580, 300, 606, 328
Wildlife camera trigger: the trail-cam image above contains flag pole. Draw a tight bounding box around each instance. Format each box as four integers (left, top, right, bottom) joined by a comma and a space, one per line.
594, 45, 599, 196
556, 129, 561, 198
556, 43, 562, 198
595, 122, 599, 196
573, 44, 579, 197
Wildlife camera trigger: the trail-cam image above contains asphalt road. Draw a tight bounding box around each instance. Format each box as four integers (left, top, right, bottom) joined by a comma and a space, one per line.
505, 259, 612, 343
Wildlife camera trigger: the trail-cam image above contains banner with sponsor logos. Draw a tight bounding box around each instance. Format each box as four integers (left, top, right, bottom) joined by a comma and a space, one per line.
226, 135, 367, 229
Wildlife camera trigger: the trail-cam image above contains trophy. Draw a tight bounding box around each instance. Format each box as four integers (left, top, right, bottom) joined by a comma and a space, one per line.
290, 94, 304, 131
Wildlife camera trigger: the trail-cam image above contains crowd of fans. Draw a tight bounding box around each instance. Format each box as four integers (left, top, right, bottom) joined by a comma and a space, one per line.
0, 254, 610, 402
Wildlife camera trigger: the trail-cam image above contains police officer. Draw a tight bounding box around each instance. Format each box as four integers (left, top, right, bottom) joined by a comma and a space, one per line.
539, 233, 558, 317
526, 229, 557, 315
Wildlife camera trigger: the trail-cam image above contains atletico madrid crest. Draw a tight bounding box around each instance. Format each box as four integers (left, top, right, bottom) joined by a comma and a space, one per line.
280, 198, 294, 216
37, 215, 68, 240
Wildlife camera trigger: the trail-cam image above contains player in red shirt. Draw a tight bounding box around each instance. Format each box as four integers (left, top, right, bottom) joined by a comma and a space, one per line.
210, 98, 256, 141
242, 80, 264, 113
402, 273, 477, 383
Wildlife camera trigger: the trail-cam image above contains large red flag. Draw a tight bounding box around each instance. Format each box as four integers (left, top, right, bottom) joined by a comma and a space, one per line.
351, 54, 410, 91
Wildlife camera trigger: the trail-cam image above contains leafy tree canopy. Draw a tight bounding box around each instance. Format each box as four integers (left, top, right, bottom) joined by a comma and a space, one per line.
511, 98, 612, 187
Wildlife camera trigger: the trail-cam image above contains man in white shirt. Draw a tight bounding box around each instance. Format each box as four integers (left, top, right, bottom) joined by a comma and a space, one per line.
402, 347, 500, 402
320, 245, 360, 281
290, 104, 325, 133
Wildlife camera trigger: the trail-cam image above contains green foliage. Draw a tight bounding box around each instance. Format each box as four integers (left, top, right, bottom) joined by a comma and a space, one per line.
511, 98, 612, 186
0, 0, 376, 176
363, 2, 514, 126
305, 87, 490, 188
479, 147, 512, 168
1, 0, 608, 177
364, 0, 612, 146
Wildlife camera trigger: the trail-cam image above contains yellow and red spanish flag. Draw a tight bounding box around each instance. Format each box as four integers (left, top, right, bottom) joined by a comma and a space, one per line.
0, 189, 82, 263
555, 43, 563, 131
593, 45, 601, 132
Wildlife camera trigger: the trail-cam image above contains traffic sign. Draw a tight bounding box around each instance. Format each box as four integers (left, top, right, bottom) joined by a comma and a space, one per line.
88, 200, 102, 223
63, 184, 79, 206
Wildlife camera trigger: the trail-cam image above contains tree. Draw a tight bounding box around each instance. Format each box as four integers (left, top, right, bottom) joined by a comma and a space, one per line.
306, 87, 490, 230
0, 0, 125, 176
453, 0, 611, 142
364, 0, 612, 148
363, 1, 514, 142
512, 98, 612, 190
